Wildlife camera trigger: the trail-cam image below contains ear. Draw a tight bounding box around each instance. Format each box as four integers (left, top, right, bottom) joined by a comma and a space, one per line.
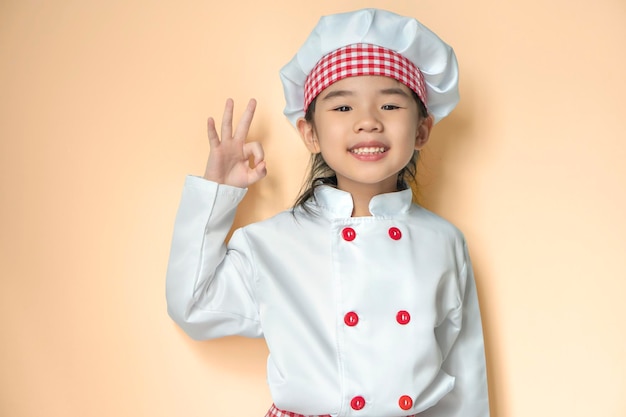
414, 115, 433, 151
297, 117, 321, 154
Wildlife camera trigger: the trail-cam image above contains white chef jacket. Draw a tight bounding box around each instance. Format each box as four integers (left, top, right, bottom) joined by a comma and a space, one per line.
166, 176, 489, 417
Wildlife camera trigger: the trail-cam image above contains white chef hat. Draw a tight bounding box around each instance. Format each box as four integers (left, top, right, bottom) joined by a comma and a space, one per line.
279, 8, 459, 126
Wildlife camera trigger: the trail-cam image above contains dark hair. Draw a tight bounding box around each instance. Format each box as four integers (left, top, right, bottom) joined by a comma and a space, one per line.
293, 90, 428, 211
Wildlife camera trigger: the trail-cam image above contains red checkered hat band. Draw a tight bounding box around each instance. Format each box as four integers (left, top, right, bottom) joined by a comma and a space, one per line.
304, 43, 427, 112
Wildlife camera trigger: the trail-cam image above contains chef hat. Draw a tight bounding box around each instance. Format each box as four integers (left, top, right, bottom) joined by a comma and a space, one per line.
279, 8, 459, 126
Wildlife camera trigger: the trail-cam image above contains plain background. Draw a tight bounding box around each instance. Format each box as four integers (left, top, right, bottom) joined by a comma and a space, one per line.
1, 0, 625, 416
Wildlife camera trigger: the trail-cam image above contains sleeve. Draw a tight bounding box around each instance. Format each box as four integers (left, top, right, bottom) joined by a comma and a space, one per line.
165, 175, 263, 340
422, 240, 490, 417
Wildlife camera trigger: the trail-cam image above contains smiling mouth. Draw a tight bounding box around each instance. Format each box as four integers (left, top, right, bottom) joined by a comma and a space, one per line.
349, 146, 388, 155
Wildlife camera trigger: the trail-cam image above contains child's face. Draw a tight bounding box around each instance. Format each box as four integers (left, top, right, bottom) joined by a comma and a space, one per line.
298, 75, 431, 195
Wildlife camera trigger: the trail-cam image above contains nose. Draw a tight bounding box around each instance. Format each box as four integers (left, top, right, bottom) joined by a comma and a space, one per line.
354, 109, 383, 133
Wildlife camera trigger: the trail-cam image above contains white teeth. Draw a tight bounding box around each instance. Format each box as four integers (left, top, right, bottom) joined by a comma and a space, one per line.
350, 147, 386, 155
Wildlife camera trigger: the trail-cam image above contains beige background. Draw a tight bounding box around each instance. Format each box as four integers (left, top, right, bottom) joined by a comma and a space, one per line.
1, 0, 625, 416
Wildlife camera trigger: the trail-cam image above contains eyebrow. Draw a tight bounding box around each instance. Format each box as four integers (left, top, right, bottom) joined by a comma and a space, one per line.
320, 90, 353, 101
380, 87, 411, 98
320, 87, 411, 101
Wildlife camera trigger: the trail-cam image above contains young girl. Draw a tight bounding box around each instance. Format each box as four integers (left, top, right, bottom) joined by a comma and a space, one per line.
166, 8, 489, 417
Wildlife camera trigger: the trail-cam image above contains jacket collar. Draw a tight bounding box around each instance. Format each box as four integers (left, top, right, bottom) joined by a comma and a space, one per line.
312, 185, 413, 219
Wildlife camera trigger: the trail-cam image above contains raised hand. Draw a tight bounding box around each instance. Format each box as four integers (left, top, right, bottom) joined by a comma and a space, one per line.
203, 98, 267, 188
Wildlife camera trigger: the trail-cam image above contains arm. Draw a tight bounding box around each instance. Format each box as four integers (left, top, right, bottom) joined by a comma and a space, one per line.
166, 99, 267, 340
422, 241, 490, 417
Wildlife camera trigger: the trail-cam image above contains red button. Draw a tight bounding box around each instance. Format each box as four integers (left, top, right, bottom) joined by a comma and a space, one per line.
388, 227, 402, 240
399, 395, 413, 410
344, 312, 359, 326
396, 310, 411, 325
342, 227, 356, 241
350, 396, 366, 410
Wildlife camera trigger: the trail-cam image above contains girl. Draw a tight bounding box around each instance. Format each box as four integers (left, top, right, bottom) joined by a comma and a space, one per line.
166, 8, 489, 417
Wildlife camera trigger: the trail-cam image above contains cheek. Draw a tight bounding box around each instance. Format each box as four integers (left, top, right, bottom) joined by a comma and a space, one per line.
315, 125, 346, 148
319, 145, 343, 165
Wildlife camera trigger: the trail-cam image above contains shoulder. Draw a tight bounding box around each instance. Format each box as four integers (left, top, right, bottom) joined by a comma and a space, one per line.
239, 206, 318, 234
407, 203, 466, 242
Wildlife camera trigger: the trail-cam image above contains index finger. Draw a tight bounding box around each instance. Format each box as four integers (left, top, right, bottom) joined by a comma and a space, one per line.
233, 98, 257, 141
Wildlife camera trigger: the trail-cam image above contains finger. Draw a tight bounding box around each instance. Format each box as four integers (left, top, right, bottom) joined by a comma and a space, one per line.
206, 117, 220, 147
243, 142, 266, 184
248, 160, 267, 185
242, 141, 265, 166
221, 98, 234, 141
233, 98, 257, 141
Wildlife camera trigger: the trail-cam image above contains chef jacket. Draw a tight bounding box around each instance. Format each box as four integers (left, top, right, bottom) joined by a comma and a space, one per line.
166, 176, 489, 417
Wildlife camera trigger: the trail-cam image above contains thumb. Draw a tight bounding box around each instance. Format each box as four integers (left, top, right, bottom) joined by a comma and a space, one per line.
242, 142, 266, 185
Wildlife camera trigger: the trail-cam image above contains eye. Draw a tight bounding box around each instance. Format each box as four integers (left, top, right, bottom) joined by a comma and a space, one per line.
381, 104, 400, 110
333, 105, 352, 112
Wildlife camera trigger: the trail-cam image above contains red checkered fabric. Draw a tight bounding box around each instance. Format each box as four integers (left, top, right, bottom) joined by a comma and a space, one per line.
264, 404, 416, 417
304, 43, 427, 113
